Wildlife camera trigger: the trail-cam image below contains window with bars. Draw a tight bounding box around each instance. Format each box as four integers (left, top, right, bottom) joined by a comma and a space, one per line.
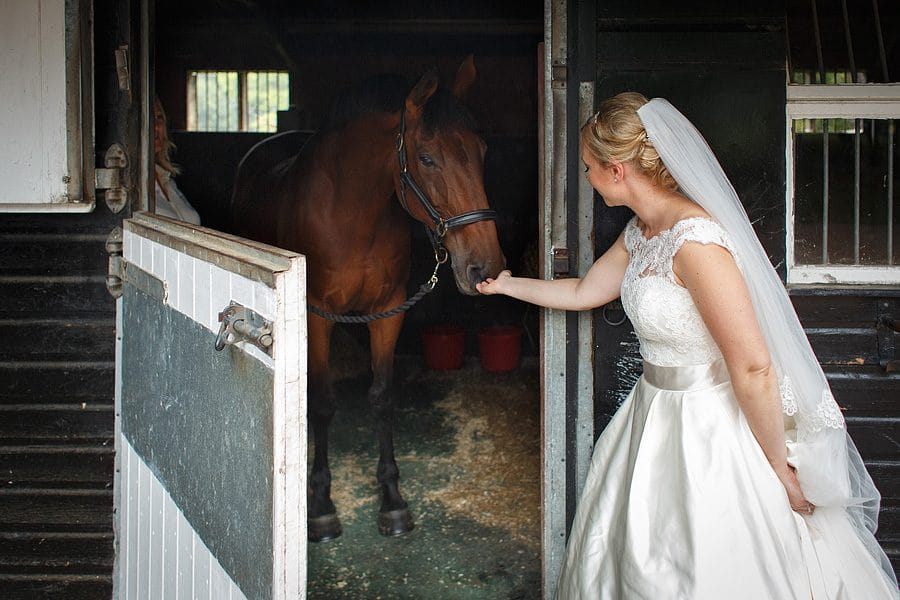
786, 0, 899, 285
186, 70, 290, 133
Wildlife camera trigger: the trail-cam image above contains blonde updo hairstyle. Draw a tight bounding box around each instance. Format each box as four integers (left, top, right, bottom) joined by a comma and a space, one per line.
580, 92, 677, 192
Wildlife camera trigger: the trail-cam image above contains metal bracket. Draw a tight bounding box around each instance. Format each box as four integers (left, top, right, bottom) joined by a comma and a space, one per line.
106, 227, 125, 298
877, 311, 899, 373
96, 143, 129, 213
115, 45, 131, 93
552, 247, 570, 278
215, 302, 274, 355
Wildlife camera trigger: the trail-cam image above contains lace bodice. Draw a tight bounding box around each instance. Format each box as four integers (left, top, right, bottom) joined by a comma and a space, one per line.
621, 216, 736, 367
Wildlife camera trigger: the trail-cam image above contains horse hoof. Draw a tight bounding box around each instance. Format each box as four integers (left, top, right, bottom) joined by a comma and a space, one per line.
308, 514, 342, 542
378, 508, 415, 537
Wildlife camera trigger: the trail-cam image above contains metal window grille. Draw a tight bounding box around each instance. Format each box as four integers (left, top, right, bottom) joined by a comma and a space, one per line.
187, 70, 289, 133
785, 0, 899, 284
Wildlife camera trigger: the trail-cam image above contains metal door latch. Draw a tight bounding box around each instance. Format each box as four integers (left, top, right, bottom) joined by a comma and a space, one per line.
552, 247, 570, 278
215, 302, 274, 355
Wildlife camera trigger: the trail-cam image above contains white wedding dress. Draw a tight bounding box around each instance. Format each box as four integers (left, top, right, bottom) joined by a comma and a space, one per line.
555, 216, 899, 599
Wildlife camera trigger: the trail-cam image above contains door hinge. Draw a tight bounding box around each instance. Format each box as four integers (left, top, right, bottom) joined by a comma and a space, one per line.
106, 227, 125, 298
106, 227, 167, 300
96, 143, 129, 213
215, 302, 274, 355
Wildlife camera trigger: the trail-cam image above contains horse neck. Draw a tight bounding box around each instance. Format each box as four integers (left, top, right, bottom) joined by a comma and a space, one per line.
325, 113, 399, 212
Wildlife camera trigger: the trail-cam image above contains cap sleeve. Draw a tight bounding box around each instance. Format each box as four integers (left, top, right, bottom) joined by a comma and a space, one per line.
670, 217, 737, 262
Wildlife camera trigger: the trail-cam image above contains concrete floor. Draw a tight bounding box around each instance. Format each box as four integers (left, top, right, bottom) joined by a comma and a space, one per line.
306, 341, 541, 600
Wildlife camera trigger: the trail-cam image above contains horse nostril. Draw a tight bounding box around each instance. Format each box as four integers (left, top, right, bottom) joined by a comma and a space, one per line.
467, 265, 485, 285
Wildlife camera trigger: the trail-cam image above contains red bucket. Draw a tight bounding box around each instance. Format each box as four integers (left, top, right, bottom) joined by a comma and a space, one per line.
422, 324, 465, 370
478, 325, 522, 373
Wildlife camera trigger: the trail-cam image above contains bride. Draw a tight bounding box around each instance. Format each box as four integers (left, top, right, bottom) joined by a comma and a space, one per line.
477, 92, 898, 599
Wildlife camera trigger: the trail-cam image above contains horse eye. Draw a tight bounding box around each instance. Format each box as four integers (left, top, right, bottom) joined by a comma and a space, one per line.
418, 154, 436, 168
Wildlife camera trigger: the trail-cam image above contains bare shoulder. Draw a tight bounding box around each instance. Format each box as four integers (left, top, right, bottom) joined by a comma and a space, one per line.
672, 234, 739, 286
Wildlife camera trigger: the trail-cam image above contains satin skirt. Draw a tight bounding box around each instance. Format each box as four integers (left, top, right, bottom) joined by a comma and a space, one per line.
555, 360, 898, 600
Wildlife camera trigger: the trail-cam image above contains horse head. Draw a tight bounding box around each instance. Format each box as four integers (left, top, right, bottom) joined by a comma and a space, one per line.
394, 56, 506, 296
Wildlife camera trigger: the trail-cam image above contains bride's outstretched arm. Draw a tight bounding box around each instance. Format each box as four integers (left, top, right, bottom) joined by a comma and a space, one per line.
674, 241, 814, 514
476, 230, 629, 310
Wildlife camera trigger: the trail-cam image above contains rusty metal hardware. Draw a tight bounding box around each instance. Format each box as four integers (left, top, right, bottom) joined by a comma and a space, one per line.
114, 45, 130, 92
96, 144, 129, 213
876, 313, 899, 373
552, 247, 570, 278
602, 299, 628, 327
215, 302, 274, 355
105, 227, 125, 298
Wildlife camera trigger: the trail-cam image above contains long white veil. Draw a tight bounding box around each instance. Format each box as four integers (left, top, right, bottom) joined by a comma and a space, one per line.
637, 98, 897, 589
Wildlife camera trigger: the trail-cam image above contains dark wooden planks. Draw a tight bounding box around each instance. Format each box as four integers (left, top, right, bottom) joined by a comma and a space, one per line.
0, 532, 113, 574
0, 445, 114, 488
793, 292, 900, 567
0, 575, 112, 600
0, 212, 119, 590
0, 362, 114, 403
0, 319, 115, 362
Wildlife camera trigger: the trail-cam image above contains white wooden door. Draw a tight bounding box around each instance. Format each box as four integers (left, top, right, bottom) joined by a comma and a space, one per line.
0, 0, 92, 212
113, 212, 306, 599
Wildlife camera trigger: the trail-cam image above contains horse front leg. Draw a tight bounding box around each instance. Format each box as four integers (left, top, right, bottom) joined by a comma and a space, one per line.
307, 315, 342, 542
368, 313, 415, 537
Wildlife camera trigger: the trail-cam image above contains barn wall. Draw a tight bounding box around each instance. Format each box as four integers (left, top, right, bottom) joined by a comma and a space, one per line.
0, 213, 117, 598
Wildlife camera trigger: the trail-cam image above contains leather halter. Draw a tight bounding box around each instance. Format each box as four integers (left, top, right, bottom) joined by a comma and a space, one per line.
396, 110, 498, 256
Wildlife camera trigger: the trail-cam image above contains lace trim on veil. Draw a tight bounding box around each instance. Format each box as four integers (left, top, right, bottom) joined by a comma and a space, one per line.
779, 376, 798, 416
779, 376, 844, 434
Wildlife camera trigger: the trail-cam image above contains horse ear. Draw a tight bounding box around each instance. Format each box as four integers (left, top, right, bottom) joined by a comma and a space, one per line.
452, 55, 476, 98
405, 69, 439, 125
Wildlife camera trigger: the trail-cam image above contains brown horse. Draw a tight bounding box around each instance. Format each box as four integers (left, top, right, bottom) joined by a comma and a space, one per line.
230, 57, 506, 542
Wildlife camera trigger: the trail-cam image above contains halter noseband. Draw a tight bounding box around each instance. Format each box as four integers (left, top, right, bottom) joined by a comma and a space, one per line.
396, 110, 498, 252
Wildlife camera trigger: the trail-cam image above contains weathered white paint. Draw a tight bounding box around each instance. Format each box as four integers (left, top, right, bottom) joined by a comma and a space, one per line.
271, 256, 306, 599
0, 0, 89, 210
115, 214, 307, 599
784, 85, 900, 285
123, 228, 278, 368
118, 439, 247, 600
786, 83, 900, 118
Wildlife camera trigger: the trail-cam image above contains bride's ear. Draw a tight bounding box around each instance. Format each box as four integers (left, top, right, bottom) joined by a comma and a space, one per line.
611, 162, 626, 182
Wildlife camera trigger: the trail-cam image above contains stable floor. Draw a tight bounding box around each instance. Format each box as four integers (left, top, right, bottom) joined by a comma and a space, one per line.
306, 337, 541, 600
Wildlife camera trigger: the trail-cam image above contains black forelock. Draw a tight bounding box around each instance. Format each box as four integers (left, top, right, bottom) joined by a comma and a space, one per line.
325, 74, 478, 133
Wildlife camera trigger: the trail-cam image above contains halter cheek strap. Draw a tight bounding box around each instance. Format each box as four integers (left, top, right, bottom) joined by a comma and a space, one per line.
396, 110, 498, 243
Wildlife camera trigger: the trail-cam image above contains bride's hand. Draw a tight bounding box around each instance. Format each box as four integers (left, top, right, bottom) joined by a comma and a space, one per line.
776, 465, 815, 516
476, 270, 512, 295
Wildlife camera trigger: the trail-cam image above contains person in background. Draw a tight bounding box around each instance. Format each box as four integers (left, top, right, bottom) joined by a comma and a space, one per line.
153, 96, 201, 225
478, 92, 898, 599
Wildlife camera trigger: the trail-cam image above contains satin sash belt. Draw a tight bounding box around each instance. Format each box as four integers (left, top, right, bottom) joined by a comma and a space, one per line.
642, 359, 730, 392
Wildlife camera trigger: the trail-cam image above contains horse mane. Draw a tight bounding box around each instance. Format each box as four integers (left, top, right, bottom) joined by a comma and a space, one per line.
325, 73, 478, 134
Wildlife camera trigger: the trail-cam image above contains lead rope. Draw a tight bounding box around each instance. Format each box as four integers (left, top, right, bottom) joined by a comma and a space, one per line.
308, 248, 448, 323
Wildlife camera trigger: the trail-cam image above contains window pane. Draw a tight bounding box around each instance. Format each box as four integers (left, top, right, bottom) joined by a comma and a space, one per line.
186, 70, 239, 132
187, 70, 289, 133
793, 118, 898, 266
244, 71, 290, 133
